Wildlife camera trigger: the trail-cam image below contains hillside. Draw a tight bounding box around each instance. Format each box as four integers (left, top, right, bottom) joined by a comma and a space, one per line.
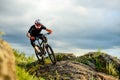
0, 39, 120, 80
24, 53, 119, 80
26, 60, 118, 80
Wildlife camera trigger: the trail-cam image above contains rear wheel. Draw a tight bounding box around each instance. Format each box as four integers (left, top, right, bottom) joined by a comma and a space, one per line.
35, 45, 45, 64
46, 44, 56, 64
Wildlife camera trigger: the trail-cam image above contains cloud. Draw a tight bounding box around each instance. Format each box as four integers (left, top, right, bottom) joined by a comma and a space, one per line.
72, 0, 120, 10
0, 0, 120, 57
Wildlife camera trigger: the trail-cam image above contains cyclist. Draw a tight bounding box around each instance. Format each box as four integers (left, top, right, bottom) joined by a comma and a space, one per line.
26, 19, 52, 54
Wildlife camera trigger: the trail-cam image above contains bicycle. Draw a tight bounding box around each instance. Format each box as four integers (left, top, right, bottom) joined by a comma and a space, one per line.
35, 33, 56, 65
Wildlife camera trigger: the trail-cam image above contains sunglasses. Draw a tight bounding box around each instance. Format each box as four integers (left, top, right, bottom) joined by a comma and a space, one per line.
36, 23, 41, 26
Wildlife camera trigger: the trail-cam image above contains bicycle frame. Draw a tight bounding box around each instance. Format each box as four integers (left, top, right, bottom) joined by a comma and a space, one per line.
36, 33, 49, 53
38, 37, 46, 45
35, 33, 56, 64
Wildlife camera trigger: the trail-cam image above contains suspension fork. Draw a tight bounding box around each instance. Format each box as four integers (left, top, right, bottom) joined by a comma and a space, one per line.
43, 43, 47, 54
43, 42, 49, 55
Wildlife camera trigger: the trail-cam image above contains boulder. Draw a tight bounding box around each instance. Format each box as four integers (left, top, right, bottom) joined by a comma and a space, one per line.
0, 39, 16, 80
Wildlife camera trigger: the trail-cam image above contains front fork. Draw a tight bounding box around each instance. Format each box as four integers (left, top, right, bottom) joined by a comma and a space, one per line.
43, 43, 48, 55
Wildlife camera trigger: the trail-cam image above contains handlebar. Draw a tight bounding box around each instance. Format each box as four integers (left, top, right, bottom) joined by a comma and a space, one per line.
35, 33, 50, 40
43, 32, 50, 36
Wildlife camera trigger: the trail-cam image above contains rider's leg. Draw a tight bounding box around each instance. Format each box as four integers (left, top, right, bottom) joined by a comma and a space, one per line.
34, 46, 40, 53
30, 40, 40, 54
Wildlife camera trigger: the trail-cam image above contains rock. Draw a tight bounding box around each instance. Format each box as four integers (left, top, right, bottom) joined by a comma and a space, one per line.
0, 39, 16, 80
31, 60, 118, 80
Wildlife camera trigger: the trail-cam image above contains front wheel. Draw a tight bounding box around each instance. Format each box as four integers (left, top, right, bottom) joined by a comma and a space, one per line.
46, 44, 56, 64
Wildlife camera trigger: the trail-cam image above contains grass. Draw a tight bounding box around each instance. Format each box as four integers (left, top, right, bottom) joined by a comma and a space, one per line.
55, 70, 60, 80
55, 53, 76, 61
93, 49, 102, 58
56, 53, 64, 61
13, 49, 45, 80
13, 49, 35, 63
16, 66, 41, 80
95, 58, 103, 71
13, 49, 119, 79
90, 72, 96, 80
75, 50, 119, 77
106, 62, 117, 76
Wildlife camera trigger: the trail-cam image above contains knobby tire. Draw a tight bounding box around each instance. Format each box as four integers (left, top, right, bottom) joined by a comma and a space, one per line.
46, 44, 56, 64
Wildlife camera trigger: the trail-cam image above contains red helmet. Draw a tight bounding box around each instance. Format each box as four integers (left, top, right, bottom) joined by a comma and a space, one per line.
35, 19, 41, 26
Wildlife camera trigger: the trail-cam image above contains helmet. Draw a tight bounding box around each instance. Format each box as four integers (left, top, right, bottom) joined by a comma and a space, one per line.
35, 19, 41, 26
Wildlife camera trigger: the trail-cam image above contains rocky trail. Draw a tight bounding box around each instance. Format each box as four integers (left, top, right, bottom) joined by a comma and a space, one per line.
33, 60, 118, 80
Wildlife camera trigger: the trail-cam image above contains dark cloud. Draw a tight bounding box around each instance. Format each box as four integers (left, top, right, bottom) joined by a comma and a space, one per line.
50, 20, 120, 49
3, 31, 28, 47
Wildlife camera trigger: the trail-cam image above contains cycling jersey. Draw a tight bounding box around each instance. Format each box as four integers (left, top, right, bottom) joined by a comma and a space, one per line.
28, 25, 46, 37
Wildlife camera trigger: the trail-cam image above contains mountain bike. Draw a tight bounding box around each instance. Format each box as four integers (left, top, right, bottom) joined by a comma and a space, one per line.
35, 33, 56, 65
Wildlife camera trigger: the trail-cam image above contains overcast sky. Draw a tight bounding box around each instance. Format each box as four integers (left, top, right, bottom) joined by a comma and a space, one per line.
0, 0, 120, 57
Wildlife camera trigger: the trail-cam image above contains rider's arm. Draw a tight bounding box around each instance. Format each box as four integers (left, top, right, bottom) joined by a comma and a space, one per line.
41, 25, 52, 34
26, 32, 35, 40
26, 26, 33, 38
26, 26, 35, 40
46, 28, 53, 34
26, 32, 31, 38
